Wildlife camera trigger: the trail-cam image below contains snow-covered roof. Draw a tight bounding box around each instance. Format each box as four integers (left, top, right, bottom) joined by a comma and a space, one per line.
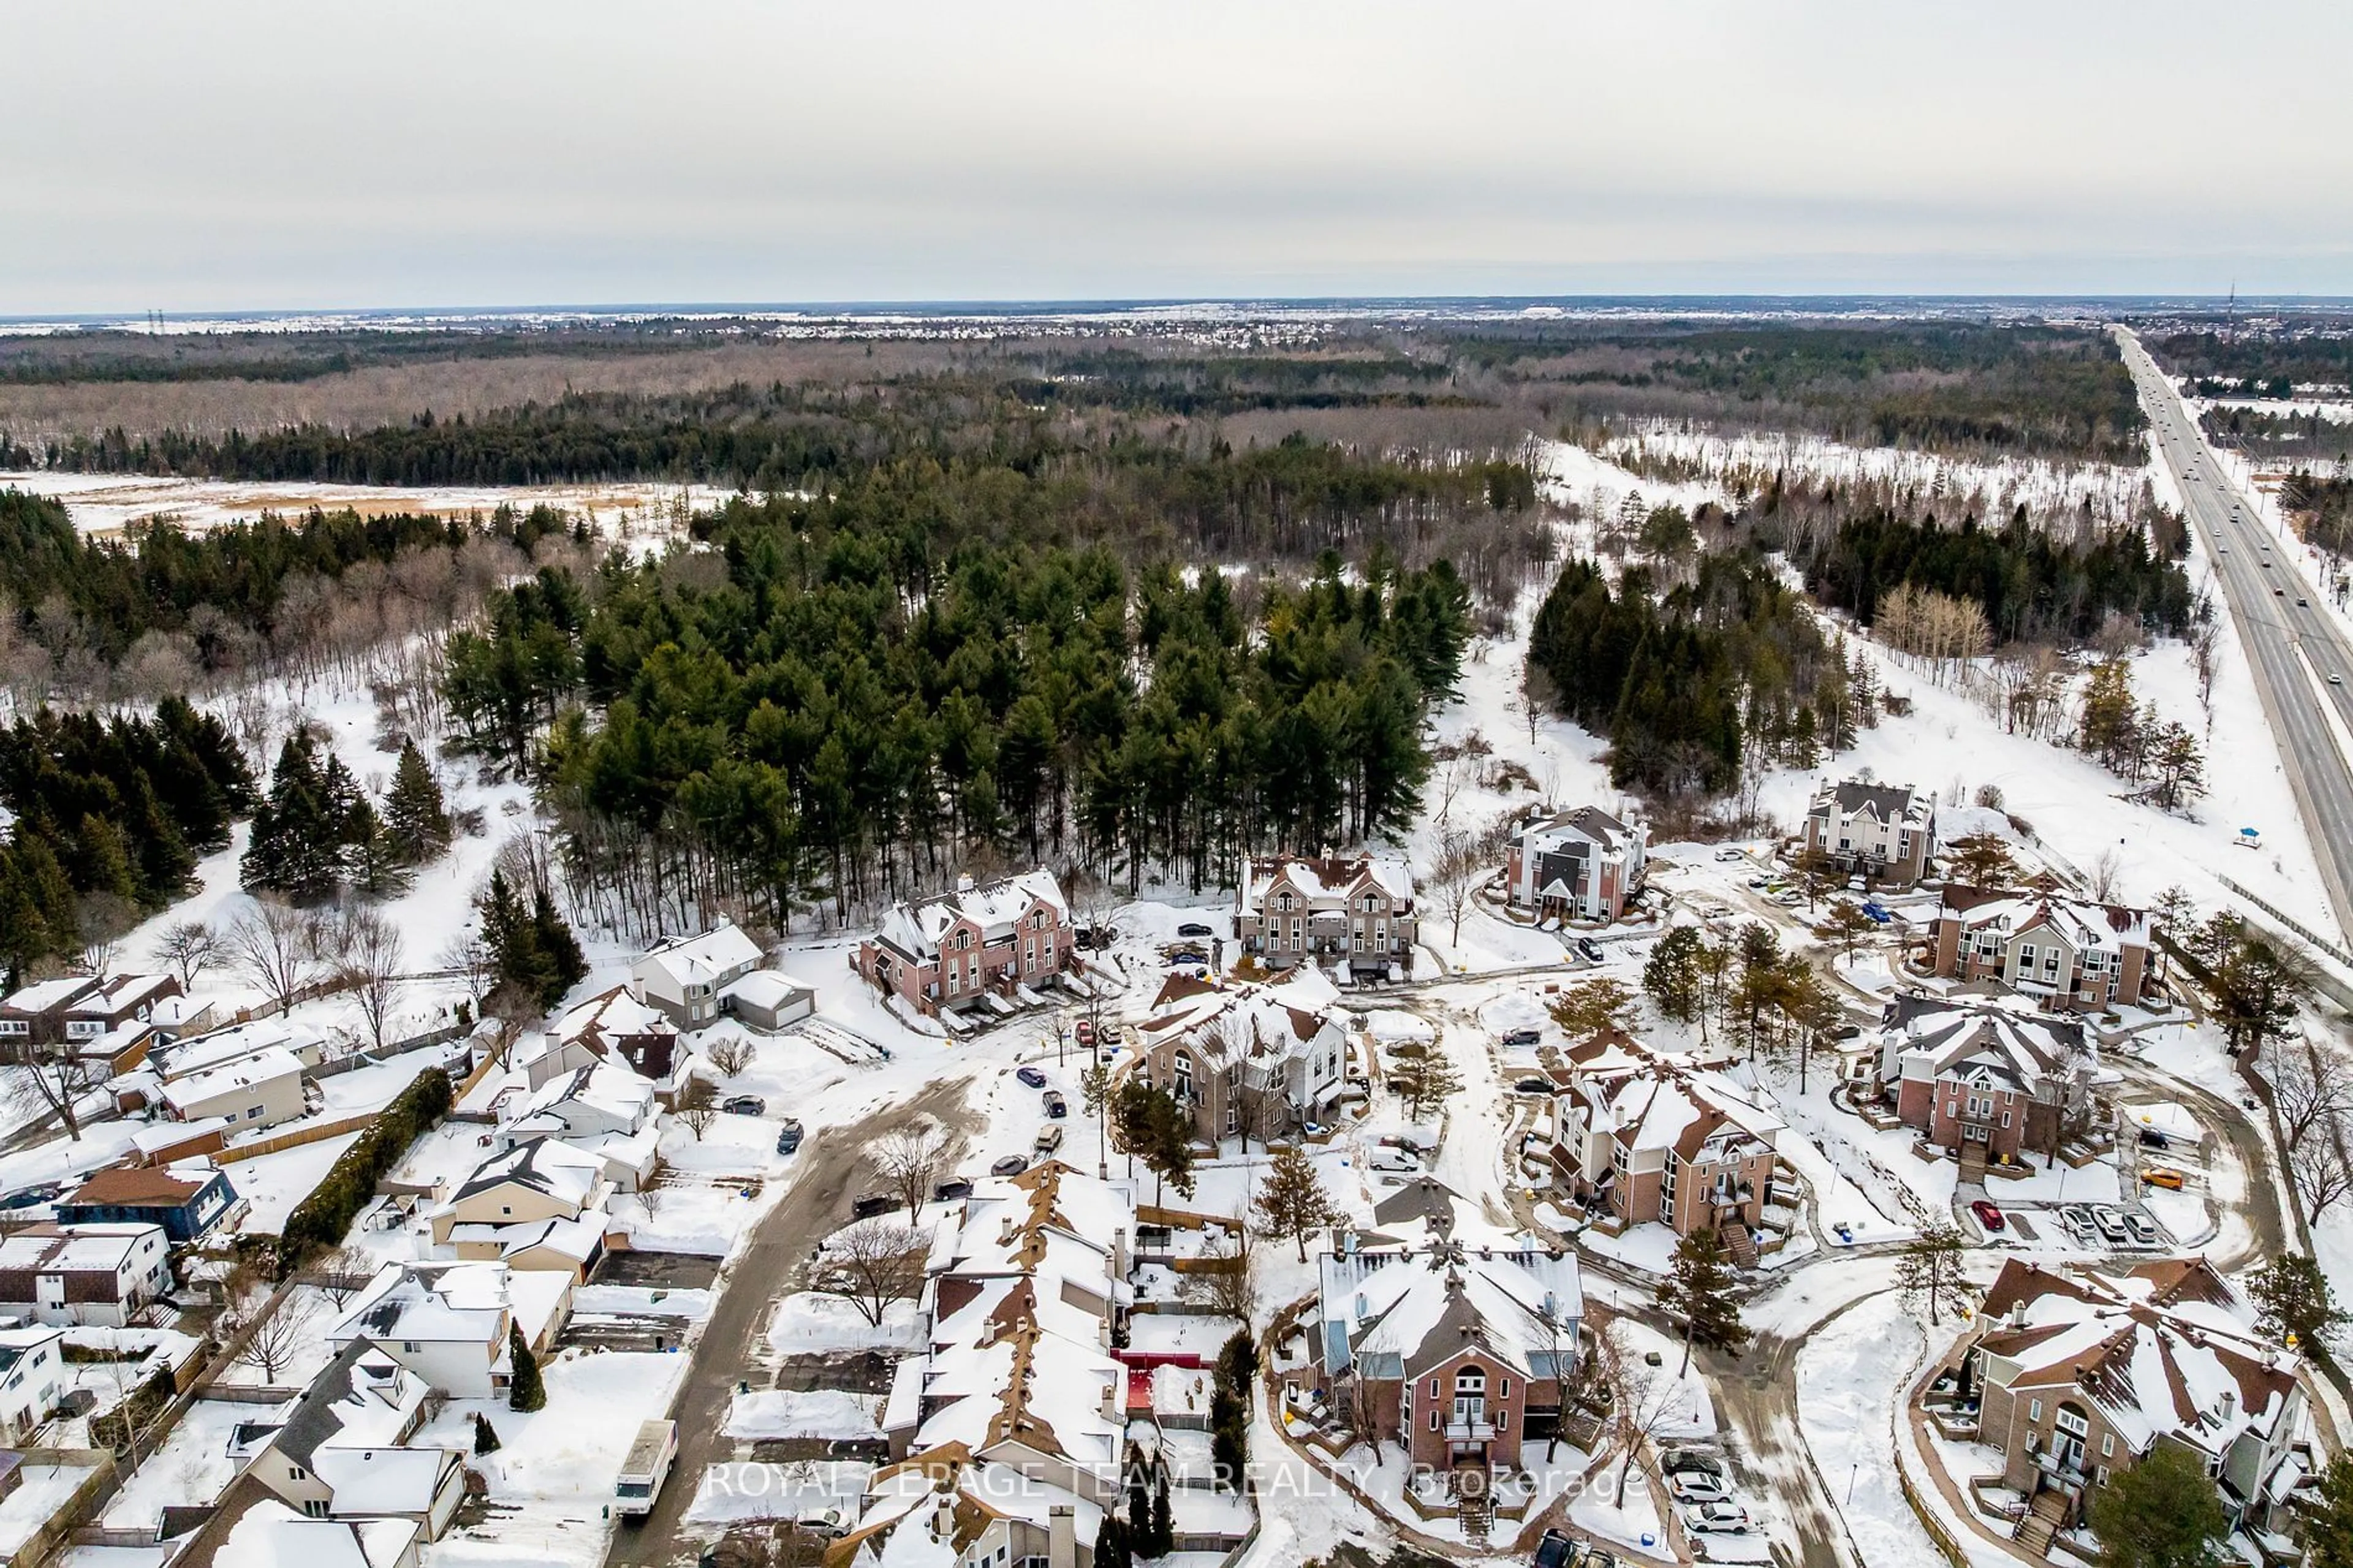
1132, 969, 1346, 1074
0, 1222, 162, 1275
1939, 885, 2151, 953
1241, 854, 1413, 914
1320, 1245, 1582, 1382
1514, 805, 1643, 856
451, 1213, 605, 1268
721, 969, 814, 1010
219, 1499, 420, 1568
0, 977, 97, 1014
445, 1135, 604, 1211
309, 1445, 458, 1515
70, 973, 176, 1017
158, 1045, 301, 1112
549, 984, 676, 1048
510, 1061, 654, 1132
1882, 993, 2089, 1093
637, 918, 763, 988
328, 1262, 511, 1352
1557, 1032, 1781, 1162
873, 869, 1069, 963
1809, 776, 1933, 827
151, 1018, 322, 1081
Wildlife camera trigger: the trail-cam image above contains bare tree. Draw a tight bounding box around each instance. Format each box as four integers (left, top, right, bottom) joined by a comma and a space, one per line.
870, 1124, 949, 1217
1594, 1319, 1683, 1501
436, 927, 496, 1010
314, 1246, 381, 1309
822, 1218, 927, 1327
480, 980, 539, 1069
2269, 1041, 2353, 1164
78, 895, 135, 984
232, 1293, 322, 1385
335, 905, 407, 1052
675, 1075, 720, 1141
9, 1042, 108, 1141
2295, 1137, 2353, 1224
1189, 1221, 1260, 1327
222, 898, 324, 1012
154, 918, 219, 988
2088, 847, 2125, 904
704, 1035, 756, 1078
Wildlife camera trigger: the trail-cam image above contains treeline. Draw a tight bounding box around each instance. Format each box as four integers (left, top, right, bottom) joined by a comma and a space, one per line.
1526, 552, 1855, 798
1798, 509, 2197, 643
0, 487, 576, 681
2151, 330, 2353, 393
0, 699, 255, 981
2200, 403, 2352, 462
2284, 471, 2353, 558
444, 497, 1469, 931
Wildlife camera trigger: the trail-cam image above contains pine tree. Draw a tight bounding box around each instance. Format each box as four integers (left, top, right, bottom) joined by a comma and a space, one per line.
1146, 1466, 1173, 1558
1093, 1514, 1132, 1568
1252, 1142, 1341, 1261
1657, 1226, 1749, 1374
1644, 924, 1705, 1025
472, 1412, 501, 1454
2302, 1453, 2353, 1568
1894, 1222, 1971, 1326
243, 733, 343, 903
507, 1322, 546, 1411
2088, 1443, 2226, 1568
384, 740, 452, 865
528, 886, 588, 1006
343, 796, 404, 896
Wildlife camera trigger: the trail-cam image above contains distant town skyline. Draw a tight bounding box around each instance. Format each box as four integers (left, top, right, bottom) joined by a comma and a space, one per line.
7, 0, 2350, 311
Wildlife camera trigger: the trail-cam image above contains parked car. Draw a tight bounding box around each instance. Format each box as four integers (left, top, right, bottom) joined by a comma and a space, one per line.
1575, 938, 1605, 962
1532, 1528, 1578, 1568
1074, 1019, 1096, 1047
721, 1095, 767, 1116
1501, 1026, 1542, 1049
1702, 903, 1735, 919
1366, 1151, 1422, 1174
2091, 1206, 2131, 1244
1773, 890, 1803, 906
1970, 1199, 2006, 1233
1034, 1124, 1064, 1156
1713, 847, 1746, 862
991, 1154, 1029, 1176
1514, 1075, 1555, 1096
852, 1192, 903, 1219
0, 1184, 59, 1211
1681, 1500, 1751, 1534
1845, 876, 1865, 892
2142, 1166, 2188, 1191
775, 1119, 804, 1156
1661, 1445, 1723, 1476
1746, 876, 1771, 889
1177, 922, 1216, 939
932, 1178, 975, 1202
1016, 1066, 1049, 1089
1044, 1091, 1067, 1118
2123, 1211, 2160, 1246
1667, 1469, 1730, 1503
2137, 1127, 2170, 1150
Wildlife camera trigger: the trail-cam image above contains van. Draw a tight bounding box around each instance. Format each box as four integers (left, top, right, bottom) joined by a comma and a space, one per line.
1033, 1124, 1064, 1157
615, 1419, 678, 1519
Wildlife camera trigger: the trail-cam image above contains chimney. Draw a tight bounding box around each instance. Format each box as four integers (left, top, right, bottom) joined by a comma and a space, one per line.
2219, 1389, 2237, 1422
958, 874, 976, 895
1050, 1504, 1077, 1568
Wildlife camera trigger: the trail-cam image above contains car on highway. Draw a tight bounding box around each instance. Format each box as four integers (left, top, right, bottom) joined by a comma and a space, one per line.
2332, 675, 2345, 686
1970, 1199, 2006, 1233
1016, 1066, 1048, 1089
2142, 1166, 2188, 1191
991, 1154, 1028, 1176
775, 1119, 804, 1156
721, 1094, 767, 1116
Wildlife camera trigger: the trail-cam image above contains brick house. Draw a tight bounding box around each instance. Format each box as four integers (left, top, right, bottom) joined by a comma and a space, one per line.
1315, 1244, 1583, 1477
1549, 1032, 1781, 1262
1803, 778, 1936, 887
1928, 887, 2155, 1012
1964, 1259, 2314, 1542
1236, 855, 1415, 977
1132, 969, 1351, 1146
855, 869, 1074, 1018
63, 974, 183, 1043
0, 1222, 172, 1327
1879, 993, 2098, 1169
1504, 806, 1648, 923
0, 977, 100, 1057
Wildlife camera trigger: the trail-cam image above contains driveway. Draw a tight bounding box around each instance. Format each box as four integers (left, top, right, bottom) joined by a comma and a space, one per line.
605, 1077, 976, 1568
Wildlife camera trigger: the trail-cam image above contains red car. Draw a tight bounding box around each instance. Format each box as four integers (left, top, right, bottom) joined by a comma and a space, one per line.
1970, 1199, 2006, 1233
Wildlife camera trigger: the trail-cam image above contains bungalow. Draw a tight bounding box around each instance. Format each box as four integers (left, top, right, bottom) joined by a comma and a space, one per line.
1314, 1243, 1583, 1477
150, 1018, 329, 1078
1928, 887, 2156, 1012
1504, 806, 1648, 923
0, 1222, 172, 1327
158, 1045, 307, 1131
1236, 854, 1417, 976
855, 869, 1076, 1017
631, 918, 763, 1030
0, 1326, 64, 1443
55, 1165, 240, 1242
246, 1339, 467, 1540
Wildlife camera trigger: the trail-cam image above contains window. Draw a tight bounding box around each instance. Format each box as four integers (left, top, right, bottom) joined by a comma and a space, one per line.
1430, 1410, 1440, 1431
2101, 1433, 2114, 1458
303, 1499, 330, 1518
2095, 1465, 2109, 1487
1430, 1377, 1441, 1398
2029, 1398, 2042, 1423
1498, 1409, 1510, 1430
1499, 1378, 1510, 1399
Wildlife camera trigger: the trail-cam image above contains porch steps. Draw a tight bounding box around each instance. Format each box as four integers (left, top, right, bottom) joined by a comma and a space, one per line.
2012, 1488, 2069, 1556
1719, 1223, 1759, 1271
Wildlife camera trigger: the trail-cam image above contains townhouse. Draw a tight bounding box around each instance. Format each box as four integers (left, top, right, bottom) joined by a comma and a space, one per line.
0, 977, 101, 1055
1548, 1032, 1783, 1261
0, 1222, 172, 1327
855, 869, 1077, 1017
1314, 1244, 1583, 1478
1803, 778, 1936, 887
1964, 1259, 2314, 1546
1928, 887, 2156, 1012
1504, 806, 1648, 923
1235, 855, 1416, 977
1877, 992, 2101, 1168
1132, 968, 1351, 1145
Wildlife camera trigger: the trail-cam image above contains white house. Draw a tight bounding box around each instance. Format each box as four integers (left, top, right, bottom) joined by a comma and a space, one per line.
157, 1044, 306, 1130
0, 1326, 64, 1442
1803, 778, 1936, 887
1504, 805, 1648, 923
0, 1223, 172, 1328
246, 1340, 465, 1543
220, 1501, 423, 1568
631, 919, 763, 1029
327, 1261, 568, 1399
503, 1062, 655, 1145
428, 1137, 612, 1247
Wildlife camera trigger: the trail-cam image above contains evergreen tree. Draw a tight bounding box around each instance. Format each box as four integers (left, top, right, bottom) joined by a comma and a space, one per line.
1146, 1466, 1173, 1558
343, 795, 405, 896
1252, 1142, 1341, 1261
2246, 1252, 2346, 1354
384, 740, 452, 865
1644, 925, 1705, 1025
528, 885, 588, 1006
1093, 1514, 1132, 1568
1894, 1222, 1971, 1326
2087, 1444, 2226, 1568
507, 1322, 546, 1411
2300, 1452, 2353, 1568
243, 732, 344, 902
1657, 1227, 1748, 1374
472, 1412, 501, 1455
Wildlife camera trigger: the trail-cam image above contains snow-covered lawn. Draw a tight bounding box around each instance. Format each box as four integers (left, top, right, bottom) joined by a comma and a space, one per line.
1796, 1292, 1952, 1568
218, 1130, 363, 1235
767, 1293, 923, 1356
102, 1399, 249, 1528
724, 1388, 882, 1441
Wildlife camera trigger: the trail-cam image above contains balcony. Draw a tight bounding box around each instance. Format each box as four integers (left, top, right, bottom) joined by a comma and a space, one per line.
1443, 1418, 1497, 1442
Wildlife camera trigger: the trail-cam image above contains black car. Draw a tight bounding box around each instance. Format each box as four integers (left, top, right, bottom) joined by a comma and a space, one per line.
775, 1119, 805, 1156
851, 1192, 903, 1219
991, 1154, 1029, 1177
721, 1095, 767, 1116
1533, 1529, 1577, 1568
1576, 938, 1605, 962
1016, 1066, 1048, 1089
1044, 1091, 1067, 1118
1176, 922, 1216, 938
933, 1178, 975, 1202
1500, 1026, 1542, 1049
1514, 1075, 1555, 1095
2138, 1127, 2170, 1150
0, 1184, 58, 1211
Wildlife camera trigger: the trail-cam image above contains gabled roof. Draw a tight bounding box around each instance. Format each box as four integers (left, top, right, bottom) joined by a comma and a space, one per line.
0, 1222, 162, 1274
158, 1045, 301, 1112
873, 869, 1069, 963
1938, 885, 2151, 952
548, 984, 676, 1050
276, 1339, 432, 1468
219, 1499, 421, 1568
511, 1061, 653, 1132
1811, 777, 1932, 825
1133, 967, 1345, 1070
1321, 1246, 1582, 1383
1882, 993, 2089, 1091
1515, 805, 1643, 855
61, 1165, 219, 1209
449, 1135, 602, 1210
1559, 1035, 1781, 1162
1242, 854, 1413, 912
69, 973, 177, 1018
328, 1262, 513, 1354
0, 977, 99, 1014
637, 918, 763, 987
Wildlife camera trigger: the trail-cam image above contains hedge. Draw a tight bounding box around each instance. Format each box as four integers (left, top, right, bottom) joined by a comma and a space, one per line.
275, 1065, 453, 1278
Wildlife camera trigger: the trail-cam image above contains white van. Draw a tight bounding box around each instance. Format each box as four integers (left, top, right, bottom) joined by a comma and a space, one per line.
615, 1419, 678, 1519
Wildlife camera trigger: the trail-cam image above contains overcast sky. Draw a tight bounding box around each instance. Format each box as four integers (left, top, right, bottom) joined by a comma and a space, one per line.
6, 1, 2349, 312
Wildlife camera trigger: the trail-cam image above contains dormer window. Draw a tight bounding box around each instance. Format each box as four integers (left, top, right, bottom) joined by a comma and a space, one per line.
1277, 892, 1294, 912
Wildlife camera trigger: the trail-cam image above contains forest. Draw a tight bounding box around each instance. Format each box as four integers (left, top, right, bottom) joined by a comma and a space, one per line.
1525, 551, 1856, 800
2285, 471, 2353, 559
438, 471, 1475, 934
2150, 328, 2353, 395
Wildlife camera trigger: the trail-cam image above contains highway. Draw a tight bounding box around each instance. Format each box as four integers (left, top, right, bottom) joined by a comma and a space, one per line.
2116, 328, 2353, 938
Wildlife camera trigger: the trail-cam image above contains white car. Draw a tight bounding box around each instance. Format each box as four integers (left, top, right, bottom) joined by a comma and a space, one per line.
1366, 1151, 1422, 1174
1667, 1471, 1731, 1504
1682, 1500, 1752, 1535
1711, 847, 1746, 862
